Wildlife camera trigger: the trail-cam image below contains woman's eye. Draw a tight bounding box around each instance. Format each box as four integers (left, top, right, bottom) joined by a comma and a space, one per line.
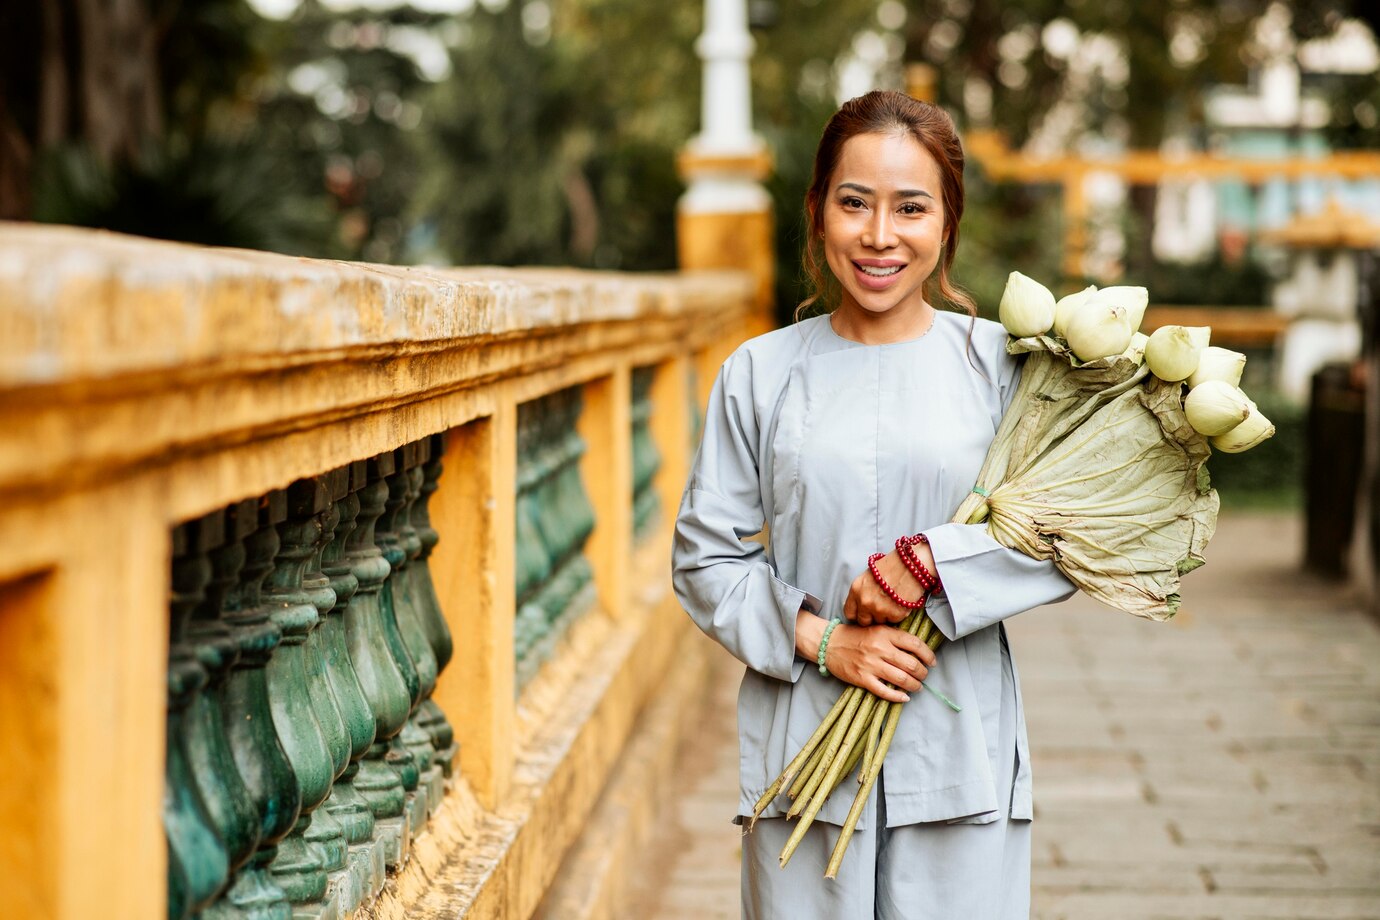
841, 196, 866, 209
899, 202, 927, 215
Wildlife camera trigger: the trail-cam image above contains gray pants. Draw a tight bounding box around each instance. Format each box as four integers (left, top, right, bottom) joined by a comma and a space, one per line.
742, 770, 1031, 918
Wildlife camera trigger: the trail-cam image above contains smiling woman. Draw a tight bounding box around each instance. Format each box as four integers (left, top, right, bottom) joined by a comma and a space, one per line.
672, 90, 1077, 918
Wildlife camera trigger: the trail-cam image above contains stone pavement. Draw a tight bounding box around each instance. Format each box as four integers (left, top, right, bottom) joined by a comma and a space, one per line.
640, 512, 1380, 919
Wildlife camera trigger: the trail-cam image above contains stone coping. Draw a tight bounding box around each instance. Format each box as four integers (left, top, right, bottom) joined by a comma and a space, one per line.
0, 224, 751, 387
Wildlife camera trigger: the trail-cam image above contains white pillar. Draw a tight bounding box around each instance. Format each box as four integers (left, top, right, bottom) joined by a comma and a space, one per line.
694, 0, 756, 154
680, 0, 770, 215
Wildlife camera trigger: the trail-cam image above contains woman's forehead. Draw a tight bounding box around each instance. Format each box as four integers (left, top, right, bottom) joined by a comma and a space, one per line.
832, 131, 942, 193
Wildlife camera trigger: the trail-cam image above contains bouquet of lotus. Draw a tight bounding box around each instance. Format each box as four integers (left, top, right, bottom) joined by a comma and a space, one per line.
756, 273, 1273, 877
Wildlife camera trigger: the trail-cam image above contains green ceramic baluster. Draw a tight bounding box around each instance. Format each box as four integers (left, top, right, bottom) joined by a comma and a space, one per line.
184, 508, 260, 883
205, 496, 295, 920
515, 398, 552, 677
376, 448, 422, 707
411, 434, 457, 777
631, 366, 661, 541
533, 396, 570, 665
394, 444, 443, 811
168, 656, 224, 920
291, 473, 353, 918
688, 361, 703, 458
390, 447, 438, 701
301, 476, 351, 780
345, 455, 410, 869
412, 434, 453, 670
261, 483, 334, 909
318, 462, 382, 911
546, 389, 595, 629
376, 445, 427, 838
167, 522, 230, 919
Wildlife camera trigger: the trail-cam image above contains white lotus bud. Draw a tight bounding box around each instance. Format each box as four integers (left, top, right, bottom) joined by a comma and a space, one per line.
1122, 331, 1149, 364
1052, 285, 1098, 340
1065, 300, 1134, 362
1184, 380, 1253, 436
999, 271, 1056, 338
1211, 404, 1275, 453
1187, 346, 1247, 389
1098, 286, 1149, 333
1145, 325, 1210, 382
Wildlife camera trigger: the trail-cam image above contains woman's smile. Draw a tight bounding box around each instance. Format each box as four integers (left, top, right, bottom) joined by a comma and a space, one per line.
851, 258, 908, 289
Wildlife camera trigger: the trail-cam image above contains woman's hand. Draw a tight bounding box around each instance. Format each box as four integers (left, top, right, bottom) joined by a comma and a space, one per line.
824, 623, 936, 703
843, 544, 937, 627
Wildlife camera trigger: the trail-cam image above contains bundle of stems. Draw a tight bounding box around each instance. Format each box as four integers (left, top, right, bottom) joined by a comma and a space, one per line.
749, 606, 946, 879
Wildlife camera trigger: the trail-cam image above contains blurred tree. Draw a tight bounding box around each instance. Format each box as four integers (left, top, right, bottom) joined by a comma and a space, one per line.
3, 0, 1372, 294
415, 0, 701, 270
245, 0, 451, 261
895, 0, 1377, 283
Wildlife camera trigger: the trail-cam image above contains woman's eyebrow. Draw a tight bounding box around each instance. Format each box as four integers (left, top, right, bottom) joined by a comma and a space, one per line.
837, 182, 934, 200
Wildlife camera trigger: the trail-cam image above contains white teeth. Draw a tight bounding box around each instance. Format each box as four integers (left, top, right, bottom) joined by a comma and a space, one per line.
859, 264, 902, 277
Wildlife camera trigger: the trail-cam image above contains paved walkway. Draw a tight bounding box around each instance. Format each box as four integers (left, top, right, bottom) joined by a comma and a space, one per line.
641, 512, 1380, 919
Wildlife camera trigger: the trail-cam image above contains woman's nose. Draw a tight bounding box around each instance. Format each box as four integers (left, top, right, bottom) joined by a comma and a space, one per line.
861, 210, 897, 249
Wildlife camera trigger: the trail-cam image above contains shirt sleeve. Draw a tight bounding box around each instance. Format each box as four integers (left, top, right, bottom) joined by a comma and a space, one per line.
921, 338, 1077, 641
672, 355, 822, 683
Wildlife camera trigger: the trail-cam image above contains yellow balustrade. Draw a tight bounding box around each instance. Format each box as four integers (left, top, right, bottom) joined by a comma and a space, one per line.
0, 223, 754, 919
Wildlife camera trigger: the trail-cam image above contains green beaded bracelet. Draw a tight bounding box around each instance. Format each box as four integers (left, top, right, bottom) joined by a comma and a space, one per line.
817, 617, 843, 676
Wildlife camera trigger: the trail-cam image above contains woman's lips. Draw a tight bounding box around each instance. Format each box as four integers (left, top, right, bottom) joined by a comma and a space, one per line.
851, 260, 906, 291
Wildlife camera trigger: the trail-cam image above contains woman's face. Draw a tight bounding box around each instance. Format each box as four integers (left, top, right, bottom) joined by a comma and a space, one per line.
821, 131, 947, 320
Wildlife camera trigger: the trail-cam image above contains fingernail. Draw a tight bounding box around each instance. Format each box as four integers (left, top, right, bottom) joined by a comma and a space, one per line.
900, 694, 911, 702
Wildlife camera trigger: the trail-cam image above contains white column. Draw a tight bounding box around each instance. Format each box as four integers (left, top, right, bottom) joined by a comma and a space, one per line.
680, 0, 770, 215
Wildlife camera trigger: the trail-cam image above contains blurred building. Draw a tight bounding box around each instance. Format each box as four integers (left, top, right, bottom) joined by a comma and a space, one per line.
1154, 15, 1380, 267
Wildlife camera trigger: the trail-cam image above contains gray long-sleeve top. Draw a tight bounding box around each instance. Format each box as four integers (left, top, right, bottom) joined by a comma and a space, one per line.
672, 311, 1076, 829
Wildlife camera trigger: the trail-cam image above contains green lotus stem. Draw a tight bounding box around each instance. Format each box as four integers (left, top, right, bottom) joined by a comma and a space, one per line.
787, 742, 832, 818
831, 726, 868, 796
757, 685, 857, 815
858, 701, 886, 781
780, 691, 878, 868
790, 692, 870, 813
788, 733, 832, 800
822, 625, 949, 875
824, 699, 903, 879
787, 689, 862, 819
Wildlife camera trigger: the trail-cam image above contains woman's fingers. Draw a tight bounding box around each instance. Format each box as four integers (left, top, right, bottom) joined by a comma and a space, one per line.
864, 675, 911, 704
847, 575, 876, 626
896, 630, 938, 668
882, 650, 929, 684
878, 662, 922, 694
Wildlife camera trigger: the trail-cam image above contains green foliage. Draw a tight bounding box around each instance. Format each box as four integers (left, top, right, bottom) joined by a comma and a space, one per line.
33, 142, 337, 254
8, 0, 1377, 293
415, 0, 700, 269
949, 168, 1064, 319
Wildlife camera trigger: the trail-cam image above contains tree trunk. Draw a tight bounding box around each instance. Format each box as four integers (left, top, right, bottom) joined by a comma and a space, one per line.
39, 0, 71, 147
76, 0, 162, 165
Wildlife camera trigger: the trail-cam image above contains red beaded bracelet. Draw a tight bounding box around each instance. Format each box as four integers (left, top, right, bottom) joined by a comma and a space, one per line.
895, 534, 941, 593
867, 552, 928, 609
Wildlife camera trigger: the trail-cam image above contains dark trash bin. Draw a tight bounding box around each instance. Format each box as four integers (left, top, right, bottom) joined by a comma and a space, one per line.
1305, 362, 1366, 578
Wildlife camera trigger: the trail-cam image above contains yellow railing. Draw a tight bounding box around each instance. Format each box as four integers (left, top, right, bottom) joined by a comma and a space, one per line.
0, 223, 752, 919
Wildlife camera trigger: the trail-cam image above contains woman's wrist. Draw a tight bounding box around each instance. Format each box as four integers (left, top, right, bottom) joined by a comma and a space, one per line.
795, 608, 827, 661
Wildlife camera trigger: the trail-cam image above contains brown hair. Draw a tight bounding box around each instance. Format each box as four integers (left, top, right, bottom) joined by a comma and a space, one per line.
797, 91, 977, 322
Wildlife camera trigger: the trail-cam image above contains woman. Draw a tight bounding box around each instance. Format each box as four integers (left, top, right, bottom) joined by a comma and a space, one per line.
672, 91, 1077, 918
